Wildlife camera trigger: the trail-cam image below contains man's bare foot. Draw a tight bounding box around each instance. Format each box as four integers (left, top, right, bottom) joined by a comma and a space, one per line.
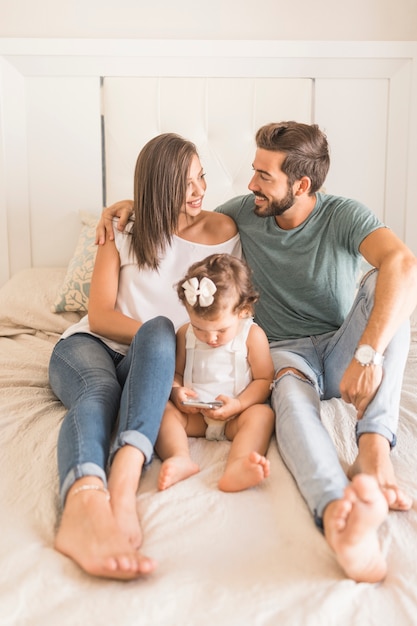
55, 490, 156, 580
348, 434, 412, 511
323, 474, 388, 583
158, 456, 200, 490
218, 451, 270, 492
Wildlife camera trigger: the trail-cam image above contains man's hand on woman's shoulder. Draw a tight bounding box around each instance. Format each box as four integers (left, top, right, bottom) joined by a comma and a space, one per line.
96, 199, 134, 245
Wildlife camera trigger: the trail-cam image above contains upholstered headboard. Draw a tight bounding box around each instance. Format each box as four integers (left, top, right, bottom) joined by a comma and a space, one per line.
1, 39, 416, 286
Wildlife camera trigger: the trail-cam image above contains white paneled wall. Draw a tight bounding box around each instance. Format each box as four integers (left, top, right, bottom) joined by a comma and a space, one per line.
26, 77, 102, 268
103, 75, 405, 234
0, 39, 416, 286
103, 77, 312, 210
315, 79, 389, 215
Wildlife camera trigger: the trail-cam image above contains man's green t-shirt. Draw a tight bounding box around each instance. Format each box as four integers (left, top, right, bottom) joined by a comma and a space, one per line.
216, 192, 383, 342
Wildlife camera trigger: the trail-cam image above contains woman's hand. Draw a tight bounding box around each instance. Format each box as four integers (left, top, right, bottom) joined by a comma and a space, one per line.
95, 199, 134, 245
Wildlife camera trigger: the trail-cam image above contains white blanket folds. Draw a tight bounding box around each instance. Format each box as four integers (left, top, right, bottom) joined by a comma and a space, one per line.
1, 268, 417, 626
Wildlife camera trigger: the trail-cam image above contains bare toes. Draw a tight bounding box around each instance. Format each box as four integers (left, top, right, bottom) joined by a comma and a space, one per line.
382, 486, 413, 511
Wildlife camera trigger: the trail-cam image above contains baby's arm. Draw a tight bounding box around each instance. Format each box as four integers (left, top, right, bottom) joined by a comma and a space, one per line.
231, 324, 274, 407
205, 324, 274, 420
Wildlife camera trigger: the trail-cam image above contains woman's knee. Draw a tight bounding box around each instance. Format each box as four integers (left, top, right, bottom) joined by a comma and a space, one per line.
142, 316, 175, 336
134, 316, 176, 360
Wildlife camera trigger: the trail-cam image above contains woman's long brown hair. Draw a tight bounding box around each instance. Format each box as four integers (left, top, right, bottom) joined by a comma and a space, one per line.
130, 133, 198, 270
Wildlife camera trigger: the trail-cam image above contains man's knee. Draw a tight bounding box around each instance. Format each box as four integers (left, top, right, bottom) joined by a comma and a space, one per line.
275, 367, 309, 382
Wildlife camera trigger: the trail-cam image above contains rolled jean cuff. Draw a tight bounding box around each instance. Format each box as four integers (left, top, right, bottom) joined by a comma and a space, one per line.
60, 462, 107, 507
314, 488, 348, 530
110, 430, 154, 467
355, 423, 397, 448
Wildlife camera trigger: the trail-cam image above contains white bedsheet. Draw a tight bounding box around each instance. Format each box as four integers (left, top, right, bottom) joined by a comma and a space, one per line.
1, 268, 417, 626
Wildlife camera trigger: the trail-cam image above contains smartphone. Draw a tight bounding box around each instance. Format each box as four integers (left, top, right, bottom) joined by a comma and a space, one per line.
181, 400, 223, 409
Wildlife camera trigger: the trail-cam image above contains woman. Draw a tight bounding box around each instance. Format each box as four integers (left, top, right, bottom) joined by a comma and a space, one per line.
49, 133, 241, 580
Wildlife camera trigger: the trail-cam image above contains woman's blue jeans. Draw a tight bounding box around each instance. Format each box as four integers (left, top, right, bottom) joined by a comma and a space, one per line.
49, 316, 176, 505
269, 270, 411, 526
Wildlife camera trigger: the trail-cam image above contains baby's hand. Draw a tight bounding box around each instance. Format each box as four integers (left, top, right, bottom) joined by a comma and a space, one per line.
171, 387, 200, 412
202, 396, 240, 421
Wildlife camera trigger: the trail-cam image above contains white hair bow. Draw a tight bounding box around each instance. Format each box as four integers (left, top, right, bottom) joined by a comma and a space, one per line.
182, 277, 217, 307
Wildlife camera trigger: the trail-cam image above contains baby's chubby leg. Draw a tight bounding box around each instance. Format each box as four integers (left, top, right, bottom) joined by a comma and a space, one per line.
218, 404, 274, 492
155, 402, 204, 490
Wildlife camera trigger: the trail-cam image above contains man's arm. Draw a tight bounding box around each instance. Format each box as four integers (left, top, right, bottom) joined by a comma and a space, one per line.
95, 199, 134, 245
96, 192, 246, 245
358, 227, 417, 352
340, 227, 417, 418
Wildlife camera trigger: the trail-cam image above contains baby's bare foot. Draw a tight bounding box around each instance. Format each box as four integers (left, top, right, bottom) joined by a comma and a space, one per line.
158, 456, 200, 490
55, 490, 155, 580
324, 474, 388, 583
218, 451, 270, 492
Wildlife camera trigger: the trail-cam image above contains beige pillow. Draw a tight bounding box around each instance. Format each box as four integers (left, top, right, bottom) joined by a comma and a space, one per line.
0, 267, 81, 336
51, 212, 98, 313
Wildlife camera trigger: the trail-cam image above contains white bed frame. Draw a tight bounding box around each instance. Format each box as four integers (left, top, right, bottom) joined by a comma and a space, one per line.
1, 39, 417, 287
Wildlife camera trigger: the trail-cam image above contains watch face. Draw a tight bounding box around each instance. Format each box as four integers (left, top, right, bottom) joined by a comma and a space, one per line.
357, 345, 374, 361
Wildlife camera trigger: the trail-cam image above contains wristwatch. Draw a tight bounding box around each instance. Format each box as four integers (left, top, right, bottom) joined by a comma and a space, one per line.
354, 344, 384, 367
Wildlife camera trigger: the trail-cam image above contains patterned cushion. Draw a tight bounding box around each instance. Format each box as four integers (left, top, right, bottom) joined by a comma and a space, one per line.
51, 212, 98, 313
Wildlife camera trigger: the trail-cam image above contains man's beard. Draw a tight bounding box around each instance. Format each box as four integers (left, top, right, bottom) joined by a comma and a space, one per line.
253, 186, 295, 217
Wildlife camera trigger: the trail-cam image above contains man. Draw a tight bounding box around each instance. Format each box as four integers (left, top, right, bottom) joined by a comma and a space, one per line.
98, 122, 417, 582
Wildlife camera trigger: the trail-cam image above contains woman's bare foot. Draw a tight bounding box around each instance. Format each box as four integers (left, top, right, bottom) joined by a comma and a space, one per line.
323, 474, 388, 583
218, 451, 270, 492
109, 489, 143, 550
55, 489, 156, 580
158, 456, 200, 490
107, 444, 146, 549
348, 434, 412, 511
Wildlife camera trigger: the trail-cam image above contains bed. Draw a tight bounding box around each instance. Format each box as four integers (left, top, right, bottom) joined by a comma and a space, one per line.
0, 237, 416, 626
1, 39, 417, 626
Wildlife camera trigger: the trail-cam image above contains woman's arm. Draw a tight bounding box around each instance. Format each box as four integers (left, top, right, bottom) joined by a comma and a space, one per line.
88, 237, 141, 344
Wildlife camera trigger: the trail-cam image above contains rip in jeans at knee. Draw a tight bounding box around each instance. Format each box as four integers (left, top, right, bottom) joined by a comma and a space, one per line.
270, 367, 315, 391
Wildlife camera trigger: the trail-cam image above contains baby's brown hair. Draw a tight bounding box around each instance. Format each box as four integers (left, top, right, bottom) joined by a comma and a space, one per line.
177, 253, 259, 319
